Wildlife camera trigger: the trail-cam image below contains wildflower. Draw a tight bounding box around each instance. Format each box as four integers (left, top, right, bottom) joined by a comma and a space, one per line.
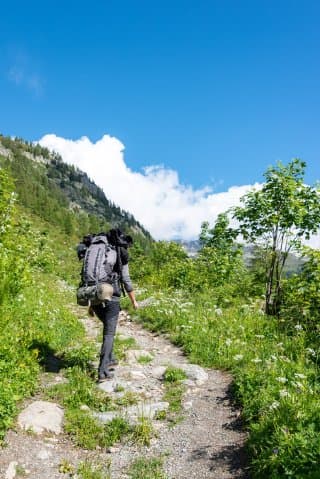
279, 390, 291, 398
294, 373, 306, 379
294, 324, 303, 331
251, 358, 262, 363
291, 381, 304, 390
215, 308, 223, 316
279, 356, 291, 363
273, 448, 279, 455
270, 355, 277, 361
269, 401, 280, 410
255, 334, 265, 339
306, 348, 316, 356
225, 338, 232, 346
276, 377, 287, 383
233, 354, 244, 361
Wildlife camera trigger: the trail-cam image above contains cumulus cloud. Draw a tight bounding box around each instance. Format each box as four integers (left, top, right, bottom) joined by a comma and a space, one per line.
38, 134, 320, 247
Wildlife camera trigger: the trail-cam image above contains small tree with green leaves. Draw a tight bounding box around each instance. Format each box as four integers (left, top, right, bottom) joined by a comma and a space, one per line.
197, 212, 244, 289
233, 159, 320, 315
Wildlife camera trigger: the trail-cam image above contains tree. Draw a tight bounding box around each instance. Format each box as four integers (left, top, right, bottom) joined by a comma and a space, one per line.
233, 159, 320, 315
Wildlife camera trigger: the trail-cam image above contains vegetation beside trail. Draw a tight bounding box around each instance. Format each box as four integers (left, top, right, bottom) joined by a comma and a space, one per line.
0, 136, 319, 479
131, 159, 320, 478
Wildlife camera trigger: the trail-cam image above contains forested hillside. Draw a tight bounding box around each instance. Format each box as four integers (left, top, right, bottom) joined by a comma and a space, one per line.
0, 146, 319, 478
0, 134, 151, 245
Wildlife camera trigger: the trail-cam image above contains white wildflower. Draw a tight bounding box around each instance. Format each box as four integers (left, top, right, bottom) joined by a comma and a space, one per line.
270, 355, 277, 361
251, 358, 262, 364
255, 335, 265, 339
269, 401, 280, 410
215, 308, 223, 316
294, 373, 307, 379
279, 355, 291, 363
233, 354, 244, 361
294, 324, 303, 331
306, 348, 316, 356
279, 389, 291, 398
225, 338, 232, 346
276, 377, 287, 383
292, 381, 304, 389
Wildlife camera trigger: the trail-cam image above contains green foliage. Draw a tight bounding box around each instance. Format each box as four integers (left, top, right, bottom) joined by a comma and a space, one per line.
137, 354, 153, 364
233, 159, 320, 315
77, 460, 111, 479
281, 247, 320, 342
114, 335, 138, 360
128, 456, 167, 479
130, 236, 248, 296
0, 273, 85, 441
163, 366, 187, 383
0, 134, 152, 245
64, 409, 108, 449
131, 416, 154, 446
137, 290, 320, 478
46, 366, 112, 411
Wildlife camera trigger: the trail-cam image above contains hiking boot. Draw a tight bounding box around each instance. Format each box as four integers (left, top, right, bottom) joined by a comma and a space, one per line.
97, 371, 114, 383
108, 359, 119, 370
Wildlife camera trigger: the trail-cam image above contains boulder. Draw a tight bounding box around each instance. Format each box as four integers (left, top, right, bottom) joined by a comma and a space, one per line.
18, 401, 64, 434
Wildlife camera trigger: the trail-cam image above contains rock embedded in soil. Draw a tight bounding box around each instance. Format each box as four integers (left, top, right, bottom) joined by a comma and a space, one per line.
180, 363, 209, 385
17, 401, 64, 434
5, 462, 18, 479
95, 401, 169, 425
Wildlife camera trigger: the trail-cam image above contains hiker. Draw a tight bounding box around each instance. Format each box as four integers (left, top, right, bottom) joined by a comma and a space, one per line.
77, 229, 138, 382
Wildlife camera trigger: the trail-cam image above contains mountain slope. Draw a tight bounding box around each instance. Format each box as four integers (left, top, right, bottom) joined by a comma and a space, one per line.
0, 134, 151, 243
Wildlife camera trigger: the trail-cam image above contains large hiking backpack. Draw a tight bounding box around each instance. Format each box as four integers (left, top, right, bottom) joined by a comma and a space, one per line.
76, 234, 118, 306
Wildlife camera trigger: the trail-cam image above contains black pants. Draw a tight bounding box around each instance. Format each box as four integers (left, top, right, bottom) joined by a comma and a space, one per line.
93, 300, 120, 379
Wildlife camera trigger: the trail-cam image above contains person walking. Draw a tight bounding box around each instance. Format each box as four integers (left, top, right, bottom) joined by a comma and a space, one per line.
77, 229, 138, 382
93, 232, 138, 382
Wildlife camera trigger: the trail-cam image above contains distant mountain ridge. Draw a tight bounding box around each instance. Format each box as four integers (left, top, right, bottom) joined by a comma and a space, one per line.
0, 134, 151, 242
175, 239, 303, 273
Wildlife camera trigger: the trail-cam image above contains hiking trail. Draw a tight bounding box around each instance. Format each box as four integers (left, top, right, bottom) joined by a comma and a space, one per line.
0, 305, 249, 479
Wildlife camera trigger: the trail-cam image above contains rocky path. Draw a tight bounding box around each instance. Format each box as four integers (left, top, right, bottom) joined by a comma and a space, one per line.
0, 310, 248, 479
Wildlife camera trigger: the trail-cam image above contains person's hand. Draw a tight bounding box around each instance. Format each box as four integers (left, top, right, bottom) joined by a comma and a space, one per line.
132, 300, 139, 310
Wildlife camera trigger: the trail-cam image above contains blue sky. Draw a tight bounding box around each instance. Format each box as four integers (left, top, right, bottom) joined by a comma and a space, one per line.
1, 1, 320, 239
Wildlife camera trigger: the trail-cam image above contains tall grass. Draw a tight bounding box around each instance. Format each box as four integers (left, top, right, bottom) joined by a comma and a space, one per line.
137, 290, 320, 478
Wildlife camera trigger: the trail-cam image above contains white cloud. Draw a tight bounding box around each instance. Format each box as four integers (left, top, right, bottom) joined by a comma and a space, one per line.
38, 134, 320, 247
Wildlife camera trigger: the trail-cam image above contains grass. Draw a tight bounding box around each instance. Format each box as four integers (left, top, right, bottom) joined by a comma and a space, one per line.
128, 456, 167, 479
137, 290, 320, 478
0, 271, 86, 442
163, 366, 187, 383
65, 409, 132, 449
114, 335, 138, 361
137, 354, 153, 364
131, 416, 154, 446
161, 366, 187, 424
45, 366, 112, 411
77, 459, 111, 479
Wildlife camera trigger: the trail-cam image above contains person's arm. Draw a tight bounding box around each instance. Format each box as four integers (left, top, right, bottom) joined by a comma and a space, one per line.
127, 290, 139, 310
121, 262, 139, 309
